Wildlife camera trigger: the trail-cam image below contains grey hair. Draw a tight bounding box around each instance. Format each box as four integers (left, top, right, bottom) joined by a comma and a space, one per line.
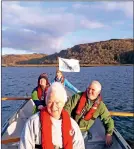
90, 80, 102, 92
45, 82, 67, 104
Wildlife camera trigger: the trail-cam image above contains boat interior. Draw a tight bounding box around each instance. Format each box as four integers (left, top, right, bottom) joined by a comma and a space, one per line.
1, 89, 132, 149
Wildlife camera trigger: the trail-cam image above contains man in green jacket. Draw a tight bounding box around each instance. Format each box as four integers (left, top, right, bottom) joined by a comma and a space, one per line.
64, 80, 114, 146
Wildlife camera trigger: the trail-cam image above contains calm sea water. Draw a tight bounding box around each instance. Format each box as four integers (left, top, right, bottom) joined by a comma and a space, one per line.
1, 66, 134, 141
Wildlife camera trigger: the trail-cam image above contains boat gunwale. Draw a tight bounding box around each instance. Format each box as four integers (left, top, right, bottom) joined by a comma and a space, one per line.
113, 128, 131, 149
2, 100, 29, 136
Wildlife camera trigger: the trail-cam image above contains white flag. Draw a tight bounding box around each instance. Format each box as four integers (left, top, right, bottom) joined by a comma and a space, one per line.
59, 57, 80, 72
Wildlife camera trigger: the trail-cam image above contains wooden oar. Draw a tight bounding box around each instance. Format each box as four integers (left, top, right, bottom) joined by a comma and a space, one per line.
2, 97, 31, 100
110, 111, 134, 117
1, 137, 20, 144
1, 97, 134, 117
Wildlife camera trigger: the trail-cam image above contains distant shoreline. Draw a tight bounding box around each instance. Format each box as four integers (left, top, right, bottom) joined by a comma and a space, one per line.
2, 64, 133, 67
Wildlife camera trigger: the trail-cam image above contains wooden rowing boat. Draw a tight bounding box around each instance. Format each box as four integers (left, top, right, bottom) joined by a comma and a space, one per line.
1, 89, 132, 149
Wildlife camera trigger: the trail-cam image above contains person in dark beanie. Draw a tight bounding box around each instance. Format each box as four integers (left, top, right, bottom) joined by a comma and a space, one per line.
32, 73, 50, 113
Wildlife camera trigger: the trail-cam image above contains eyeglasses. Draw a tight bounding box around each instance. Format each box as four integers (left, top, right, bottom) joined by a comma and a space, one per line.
47, 101, 63, 107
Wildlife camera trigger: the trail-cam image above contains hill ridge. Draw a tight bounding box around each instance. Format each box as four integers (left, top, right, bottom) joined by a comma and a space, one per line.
2, 38, 134, 66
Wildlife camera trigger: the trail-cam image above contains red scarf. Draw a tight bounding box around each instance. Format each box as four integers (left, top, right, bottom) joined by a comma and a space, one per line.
76, 91, 102, 120
40, 107, 73, 149
37, 86, 48, 100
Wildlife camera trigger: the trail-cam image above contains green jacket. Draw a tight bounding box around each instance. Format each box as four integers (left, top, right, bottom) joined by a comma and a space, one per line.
64, 92, 114, 135
31, 89, 39, 113
31, 89, 38, 101
31, 87, 46, 113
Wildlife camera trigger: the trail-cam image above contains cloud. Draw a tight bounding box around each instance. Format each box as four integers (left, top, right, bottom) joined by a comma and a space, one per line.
2, 2, 73, 36
2, 28, 65, 54
73, 3, 90, 10
80, 19, 105, 29
2, 2, 132, 55
112, 21, 125, 25
2, 2, 107, 54
2, 2, 76, 54
72, 2, 133, 18
2, 47, 34, 55
101, 2, 133, 18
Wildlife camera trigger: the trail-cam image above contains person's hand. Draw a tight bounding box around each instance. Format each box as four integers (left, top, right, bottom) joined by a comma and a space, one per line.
38, 105, 44, 110
106, 134, 112, 147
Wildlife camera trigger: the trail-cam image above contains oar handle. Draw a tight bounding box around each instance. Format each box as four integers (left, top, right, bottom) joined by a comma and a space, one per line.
1, 137, 20, 144
110, 111, 134, 117
2, 97, 31, 100
1, 98, 134, 117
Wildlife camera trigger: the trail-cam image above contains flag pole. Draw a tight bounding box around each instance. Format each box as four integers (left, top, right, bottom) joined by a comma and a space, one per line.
56, 56, 59, 70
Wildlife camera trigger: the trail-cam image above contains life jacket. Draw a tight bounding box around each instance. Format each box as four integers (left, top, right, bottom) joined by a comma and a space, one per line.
54, 76, 65, 85
37, 73, 50, 101
37, 86, 48, 101
40, 107, 73, 149
76, 91, 102, 121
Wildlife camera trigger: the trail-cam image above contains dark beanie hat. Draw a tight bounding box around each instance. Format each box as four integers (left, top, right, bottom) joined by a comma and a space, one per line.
38, 73, 50, 86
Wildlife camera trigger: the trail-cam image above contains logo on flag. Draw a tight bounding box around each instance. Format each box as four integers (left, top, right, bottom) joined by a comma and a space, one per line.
58, 57, 80, 72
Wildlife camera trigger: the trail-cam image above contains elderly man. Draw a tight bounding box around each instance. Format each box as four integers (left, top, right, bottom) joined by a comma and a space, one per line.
64, 80, 114, 146
19, 82, 85, 149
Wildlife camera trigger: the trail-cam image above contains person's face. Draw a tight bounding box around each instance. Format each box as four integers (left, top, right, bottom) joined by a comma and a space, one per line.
47, 92, 65, 119
87, 83, 100, 100
39, 78, 47, 87
56, 71, 62, 79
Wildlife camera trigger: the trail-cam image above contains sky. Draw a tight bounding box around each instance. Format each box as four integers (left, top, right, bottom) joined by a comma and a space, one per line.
2, 1, 133, 55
